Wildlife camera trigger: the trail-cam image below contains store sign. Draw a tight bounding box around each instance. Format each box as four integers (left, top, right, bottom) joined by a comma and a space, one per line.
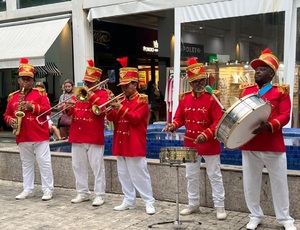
143, 40, 159, 53
93, 30, 111, 47
181, 43, 204, 61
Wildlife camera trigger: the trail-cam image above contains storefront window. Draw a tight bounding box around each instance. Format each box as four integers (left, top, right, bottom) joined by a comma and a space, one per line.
18, 0, 70, 8
293, 8, 300, 128
180, 12, 285, 110
0, 0, 6, 12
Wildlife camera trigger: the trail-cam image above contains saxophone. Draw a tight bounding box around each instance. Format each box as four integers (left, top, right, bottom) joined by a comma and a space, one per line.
12, 87, 25, 135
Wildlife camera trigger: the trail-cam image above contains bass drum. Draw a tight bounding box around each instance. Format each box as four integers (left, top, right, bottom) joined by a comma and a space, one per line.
216, 94, 272, 150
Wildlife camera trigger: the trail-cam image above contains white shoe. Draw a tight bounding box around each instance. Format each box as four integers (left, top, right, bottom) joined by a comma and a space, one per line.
15, 191, 34, 200
180, 206, 200, 215
92, 196, 104, 206
146, 204, 156, 215
114, 203, 136, 211
42, 190, 53, 201
283, 223, 297, 230
246, 218, 262, 230
216, 207, 227, 220
71, 194, 90, 203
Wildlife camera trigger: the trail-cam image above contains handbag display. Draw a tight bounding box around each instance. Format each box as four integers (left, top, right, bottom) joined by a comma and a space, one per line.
59, 114, 72, 126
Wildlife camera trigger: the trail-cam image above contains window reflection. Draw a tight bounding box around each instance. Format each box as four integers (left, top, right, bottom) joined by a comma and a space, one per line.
18, 0, 70, 8
0, 0, 6, 12
180, 12, 285, 116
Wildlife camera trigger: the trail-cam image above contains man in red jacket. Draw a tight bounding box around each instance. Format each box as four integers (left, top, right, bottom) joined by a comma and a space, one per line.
106, 57, 155, 215
4, 58, 53, 201
239, 49, 296, 230
67, 60, 109, 206
162, 58, 227, 220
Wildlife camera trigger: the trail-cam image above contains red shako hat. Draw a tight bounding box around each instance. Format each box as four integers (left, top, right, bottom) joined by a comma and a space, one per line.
116, 57, 139, 86
185, 57, 206, 83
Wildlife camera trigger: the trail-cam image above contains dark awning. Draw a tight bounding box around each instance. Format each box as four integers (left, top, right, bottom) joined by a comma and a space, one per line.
34, 62, 62, 78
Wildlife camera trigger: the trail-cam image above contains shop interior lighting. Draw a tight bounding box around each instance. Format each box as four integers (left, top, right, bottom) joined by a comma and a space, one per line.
244, 61, 249, 68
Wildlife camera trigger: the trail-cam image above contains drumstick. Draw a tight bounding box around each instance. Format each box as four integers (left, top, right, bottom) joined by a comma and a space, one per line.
183, 135, 196, 142
205, 85, 226, 111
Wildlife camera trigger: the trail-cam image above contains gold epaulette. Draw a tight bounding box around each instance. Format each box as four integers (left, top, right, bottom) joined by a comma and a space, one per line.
239, 83, 256, 90
212, 90, 221, 100
238, 83, 256, 97
7, 90, 20, 101
137, 93, 148, 104
179, 91, 191, 101
33, 87, 47, 96
273, 83, 290, 94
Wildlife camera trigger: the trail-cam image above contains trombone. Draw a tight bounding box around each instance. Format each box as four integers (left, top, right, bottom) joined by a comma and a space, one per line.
92, 92, 125, 115
74, 79, 109, 102
36, 79, 109, 125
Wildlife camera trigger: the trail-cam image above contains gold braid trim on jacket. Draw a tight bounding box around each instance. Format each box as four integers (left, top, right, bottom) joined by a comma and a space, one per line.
272, 83, 290, 95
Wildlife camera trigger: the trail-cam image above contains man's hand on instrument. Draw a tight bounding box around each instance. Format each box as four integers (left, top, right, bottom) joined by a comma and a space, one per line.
10, 118, 17, 128
66, 99, 76, 107
194, 134, 206, 144
110, 101, 122, 111
162, 123, 175, 132
21, 101, 33, 111
252, 121, 271, 134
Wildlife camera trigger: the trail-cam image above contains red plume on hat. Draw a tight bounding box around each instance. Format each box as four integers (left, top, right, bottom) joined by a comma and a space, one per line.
20, 57, 29, 65
187, 57, 198, 66
87, 59, 94, 67
117, 57, 128, 67
261, 48, 272, 55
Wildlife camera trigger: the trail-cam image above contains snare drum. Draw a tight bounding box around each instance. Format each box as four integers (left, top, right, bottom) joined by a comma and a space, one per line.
160, 147, 198, 164
216, 94, 272, 150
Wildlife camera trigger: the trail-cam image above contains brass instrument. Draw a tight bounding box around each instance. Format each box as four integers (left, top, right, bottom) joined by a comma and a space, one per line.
92, 92, 125, 115
74, 79, 109, 102
36, 79, 109, 125
13, 87, 25, 135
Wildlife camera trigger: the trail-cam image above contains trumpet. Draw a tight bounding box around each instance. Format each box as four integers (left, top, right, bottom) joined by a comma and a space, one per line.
92, 92, 125, 115
36, 79, 109, 125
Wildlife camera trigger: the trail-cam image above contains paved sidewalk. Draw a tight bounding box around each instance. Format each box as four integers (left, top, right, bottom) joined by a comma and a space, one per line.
0, 180, 299, 230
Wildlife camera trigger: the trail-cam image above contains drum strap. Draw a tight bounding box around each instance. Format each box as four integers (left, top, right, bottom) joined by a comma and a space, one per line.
258, 83, 272, 96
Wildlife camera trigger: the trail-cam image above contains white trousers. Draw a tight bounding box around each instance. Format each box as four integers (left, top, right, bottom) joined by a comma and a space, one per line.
242, 151, 294, 225
18, 141, 53, 192
117, 157, 155, 206
185, 154, 225, 208
71, 144, 106, 197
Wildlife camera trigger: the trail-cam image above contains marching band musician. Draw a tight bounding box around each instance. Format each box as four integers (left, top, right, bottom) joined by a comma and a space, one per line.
162, 58, 227, 220
4, 58, 54, 201
239, 49, 296, 230
65, 60, 109, 207
106, 57, 156, 215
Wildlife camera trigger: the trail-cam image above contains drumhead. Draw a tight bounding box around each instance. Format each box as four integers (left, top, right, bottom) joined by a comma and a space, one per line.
224, 102, 271, 149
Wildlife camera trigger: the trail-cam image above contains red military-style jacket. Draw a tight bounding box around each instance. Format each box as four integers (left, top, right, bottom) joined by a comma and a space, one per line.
4, 88, 51, 144
106, 92, 148, 157
239, 83, 291, 152
172, 90, 223, 155
68, 89, 109, 145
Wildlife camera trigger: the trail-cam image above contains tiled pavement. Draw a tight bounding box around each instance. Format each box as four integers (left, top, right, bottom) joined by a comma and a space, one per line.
0, 180, 299, 230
